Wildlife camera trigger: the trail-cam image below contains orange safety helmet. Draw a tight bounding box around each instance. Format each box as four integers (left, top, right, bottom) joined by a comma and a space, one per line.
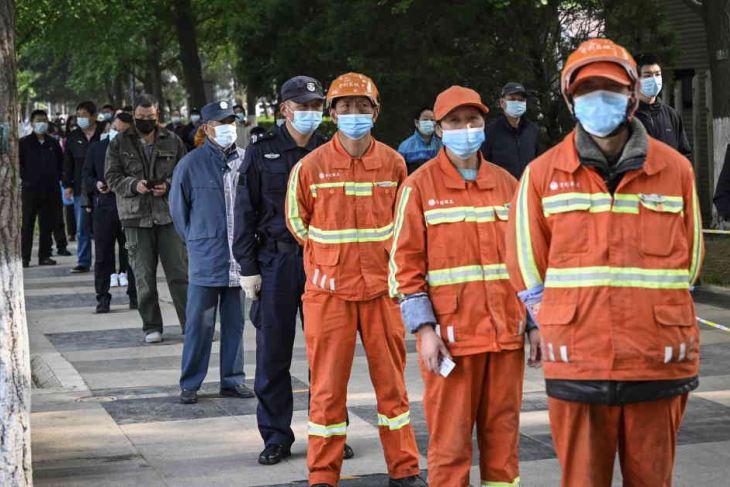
326, 72, 380, 108
561, 38, 639, 117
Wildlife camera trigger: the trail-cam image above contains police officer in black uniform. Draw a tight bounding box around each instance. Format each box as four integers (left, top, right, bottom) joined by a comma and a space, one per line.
233, 76, 354, 466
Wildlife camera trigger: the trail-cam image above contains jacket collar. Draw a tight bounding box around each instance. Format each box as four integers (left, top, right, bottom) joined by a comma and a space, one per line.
203, 138, 239, 167
330, 132, 381, 170
274, 123, 321, 153
436, 147, 496, 190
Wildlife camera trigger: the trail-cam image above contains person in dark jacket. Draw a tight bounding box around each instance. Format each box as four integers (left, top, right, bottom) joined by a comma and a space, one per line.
19, 109, 66, 267
634, 53, 692, 160
105, 94, 189, 344
179, 108, 202, 151
715, 144, 730, 220
82, 113, 138, 313
63, 101, 104, 273
480, 82, 540, 179
170, 100, 254, 405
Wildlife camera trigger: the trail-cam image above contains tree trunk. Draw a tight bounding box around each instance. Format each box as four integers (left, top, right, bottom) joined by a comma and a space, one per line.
0, 0, 33, 485
145, 35, 164, 107
704, 0, 730, 193
172, 0, 206, 109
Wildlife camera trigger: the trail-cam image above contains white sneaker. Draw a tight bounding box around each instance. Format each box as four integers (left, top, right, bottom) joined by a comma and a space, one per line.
145, 331, 163, 344
110, 273, 119, 287
118, 272, 128, 287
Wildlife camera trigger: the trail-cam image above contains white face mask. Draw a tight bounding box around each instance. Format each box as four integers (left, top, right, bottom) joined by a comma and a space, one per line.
108, 129, 119, 141
212, 123, 237, 148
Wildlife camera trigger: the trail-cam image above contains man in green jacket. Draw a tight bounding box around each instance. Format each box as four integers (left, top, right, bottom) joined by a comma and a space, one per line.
106, 94, 189, 343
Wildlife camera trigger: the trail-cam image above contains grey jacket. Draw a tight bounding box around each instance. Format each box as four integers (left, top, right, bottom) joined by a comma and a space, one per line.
105, 126, 187, 227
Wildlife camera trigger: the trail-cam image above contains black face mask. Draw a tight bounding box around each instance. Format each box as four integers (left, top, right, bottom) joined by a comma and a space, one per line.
135, 119, 157, 135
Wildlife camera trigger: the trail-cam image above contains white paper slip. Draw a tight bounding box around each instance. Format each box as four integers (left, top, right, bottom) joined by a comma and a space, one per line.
439, 357, 456, 377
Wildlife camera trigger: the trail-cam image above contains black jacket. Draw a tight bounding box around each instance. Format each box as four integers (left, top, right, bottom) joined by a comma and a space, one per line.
714, 144, 730, 219
635, 99, 692, 160
82, 139, 117, 210
480, 115, 540, 180
19, 134, 63, 193
63, 125, 104, 193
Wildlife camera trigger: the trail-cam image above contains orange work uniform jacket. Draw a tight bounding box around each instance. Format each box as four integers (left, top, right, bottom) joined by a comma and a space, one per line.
389, 148, 526, 356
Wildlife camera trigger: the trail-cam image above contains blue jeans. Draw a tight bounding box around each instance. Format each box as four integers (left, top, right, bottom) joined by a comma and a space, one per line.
179, 284, 245, 391
73, 196, 92, 268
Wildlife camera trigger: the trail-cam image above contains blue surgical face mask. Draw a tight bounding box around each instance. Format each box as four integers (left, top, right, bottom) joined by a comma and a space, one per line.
171, 116, 181, 124
190, 114, 201, 123
213, 123, 237, 148
77, 117, 90, 129
418, 120, 435, 136
504, 100, 527, 118
235, 112, 245, 123
102, 112, 113, 122
441, 127, 485, 159
640, 76, 662, 98
276, 118, 286, 127
108, 129, 119, 142
33, 122, 48, 135
573, 90, 629, 138
292, 111, 323, 135
337, 114, 374, 140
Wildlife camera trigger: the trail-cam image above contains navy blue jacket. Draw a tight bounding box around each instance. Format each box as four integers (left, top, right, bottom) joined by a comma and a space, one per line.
82, 139, 117, 209
480, 115, 540, 180
170, 139, 245, 287
232, 124, 326, 276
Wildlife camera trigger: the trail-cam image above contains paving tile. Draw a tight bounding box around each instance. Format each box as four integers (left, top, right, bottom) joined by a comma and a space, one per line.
46, 326, 188, 351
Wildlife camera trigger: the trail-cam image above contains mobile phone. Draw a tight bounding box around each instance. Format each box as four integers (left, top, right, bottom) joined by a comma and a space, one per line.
145, 179, 165, 188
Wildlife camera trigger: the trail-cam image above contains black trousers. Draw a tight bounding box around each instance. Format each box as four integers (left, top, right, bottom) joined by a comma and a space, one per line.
93, 205, 136, 303
22, 191, 59, 262
65, 203, 76, 238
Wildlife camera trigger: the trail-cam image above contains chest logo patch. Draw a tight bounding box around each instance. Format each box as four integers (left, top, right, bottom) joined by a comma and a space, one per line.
264, 153, 280, 159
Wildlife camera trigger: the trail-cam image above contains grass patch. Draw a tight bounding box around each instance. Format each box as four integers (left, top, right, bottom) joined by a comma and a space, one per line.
701, 234, 730, 287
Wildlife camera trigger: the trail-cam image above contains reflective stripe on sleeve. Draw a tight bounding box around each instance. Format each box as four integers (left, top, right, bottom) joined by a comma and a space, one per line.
545, 266, 690, 289
308, 223, 394, 244
689, 186, 703, 285
377, 410, 411, 431
514, 167, 543, 289
427, 264, 509, 287
388, 186, 413, 299
286, 162, 308, 241
307, 421, 348, 437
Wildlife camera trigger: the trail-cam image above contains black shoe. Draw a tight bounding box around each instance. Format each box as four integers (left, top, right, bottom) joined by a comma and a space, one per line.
39, 257, 57, 266
71, 265, 90, 273
343, 443, 354, 460
95, 299, 111, 314
180, 389, 198, 404
56, 248, 72, 256
129, 299, 138, 310
258, 444, 291, 465
220, 384, 255, 398
23, 260, 29, 268
389, 475, 427, 487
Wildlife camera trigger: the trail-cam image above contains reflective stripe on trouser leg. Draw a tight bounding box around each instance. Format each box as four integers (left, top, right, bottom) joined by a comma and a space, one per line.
303, 293, 358, 486
359, 295, 421, 480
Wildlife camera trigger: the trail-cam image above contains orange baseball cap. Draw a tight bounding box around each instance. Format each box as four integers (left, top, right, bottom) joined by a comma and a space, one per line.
434, 85, 489, 121
570, 61, 632, 93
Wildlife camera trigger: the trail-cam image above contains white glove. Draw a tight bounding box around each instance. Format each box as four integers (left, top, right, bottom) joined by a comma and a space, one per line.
239, 275, 262, 300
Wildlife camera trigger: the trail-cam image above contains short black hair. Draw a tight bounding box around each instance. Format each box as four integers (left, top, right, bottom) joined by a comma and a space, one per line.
76, 101, 97, 115
114, 112, 133, 124
121, 105, 133, 113
191, 108, 201, 115
233, 104, 244, 111
412, 106, 433, 121
102, 104, 114, 111
30, 109, 48, 121
634, 53, 661, 71
134, 94, 158, 109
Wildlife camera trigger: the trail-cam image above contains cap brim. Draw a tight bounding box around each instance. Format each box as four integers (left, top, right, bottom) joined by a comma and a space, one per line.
570, 62, 631, 93
502, 88, 527, 96
436, 102, 489, 121
287, 93, 325, 104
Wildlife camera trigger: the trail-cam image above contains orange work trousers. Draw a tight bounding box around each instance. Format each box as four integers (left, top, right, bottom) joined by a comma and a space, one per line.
303, 292, 421, 486
548, 393, 689, 487
420, 349, 525, 487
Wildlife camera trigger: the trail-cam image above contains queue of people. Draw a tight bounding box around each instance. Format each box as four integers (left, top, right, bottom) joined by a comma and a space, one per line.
19, 36, 707, 487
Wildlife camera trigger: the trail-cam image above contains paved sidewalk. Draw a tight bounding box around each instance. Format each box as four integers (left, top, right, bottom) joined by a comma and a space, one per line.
27, 245, 730, 486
